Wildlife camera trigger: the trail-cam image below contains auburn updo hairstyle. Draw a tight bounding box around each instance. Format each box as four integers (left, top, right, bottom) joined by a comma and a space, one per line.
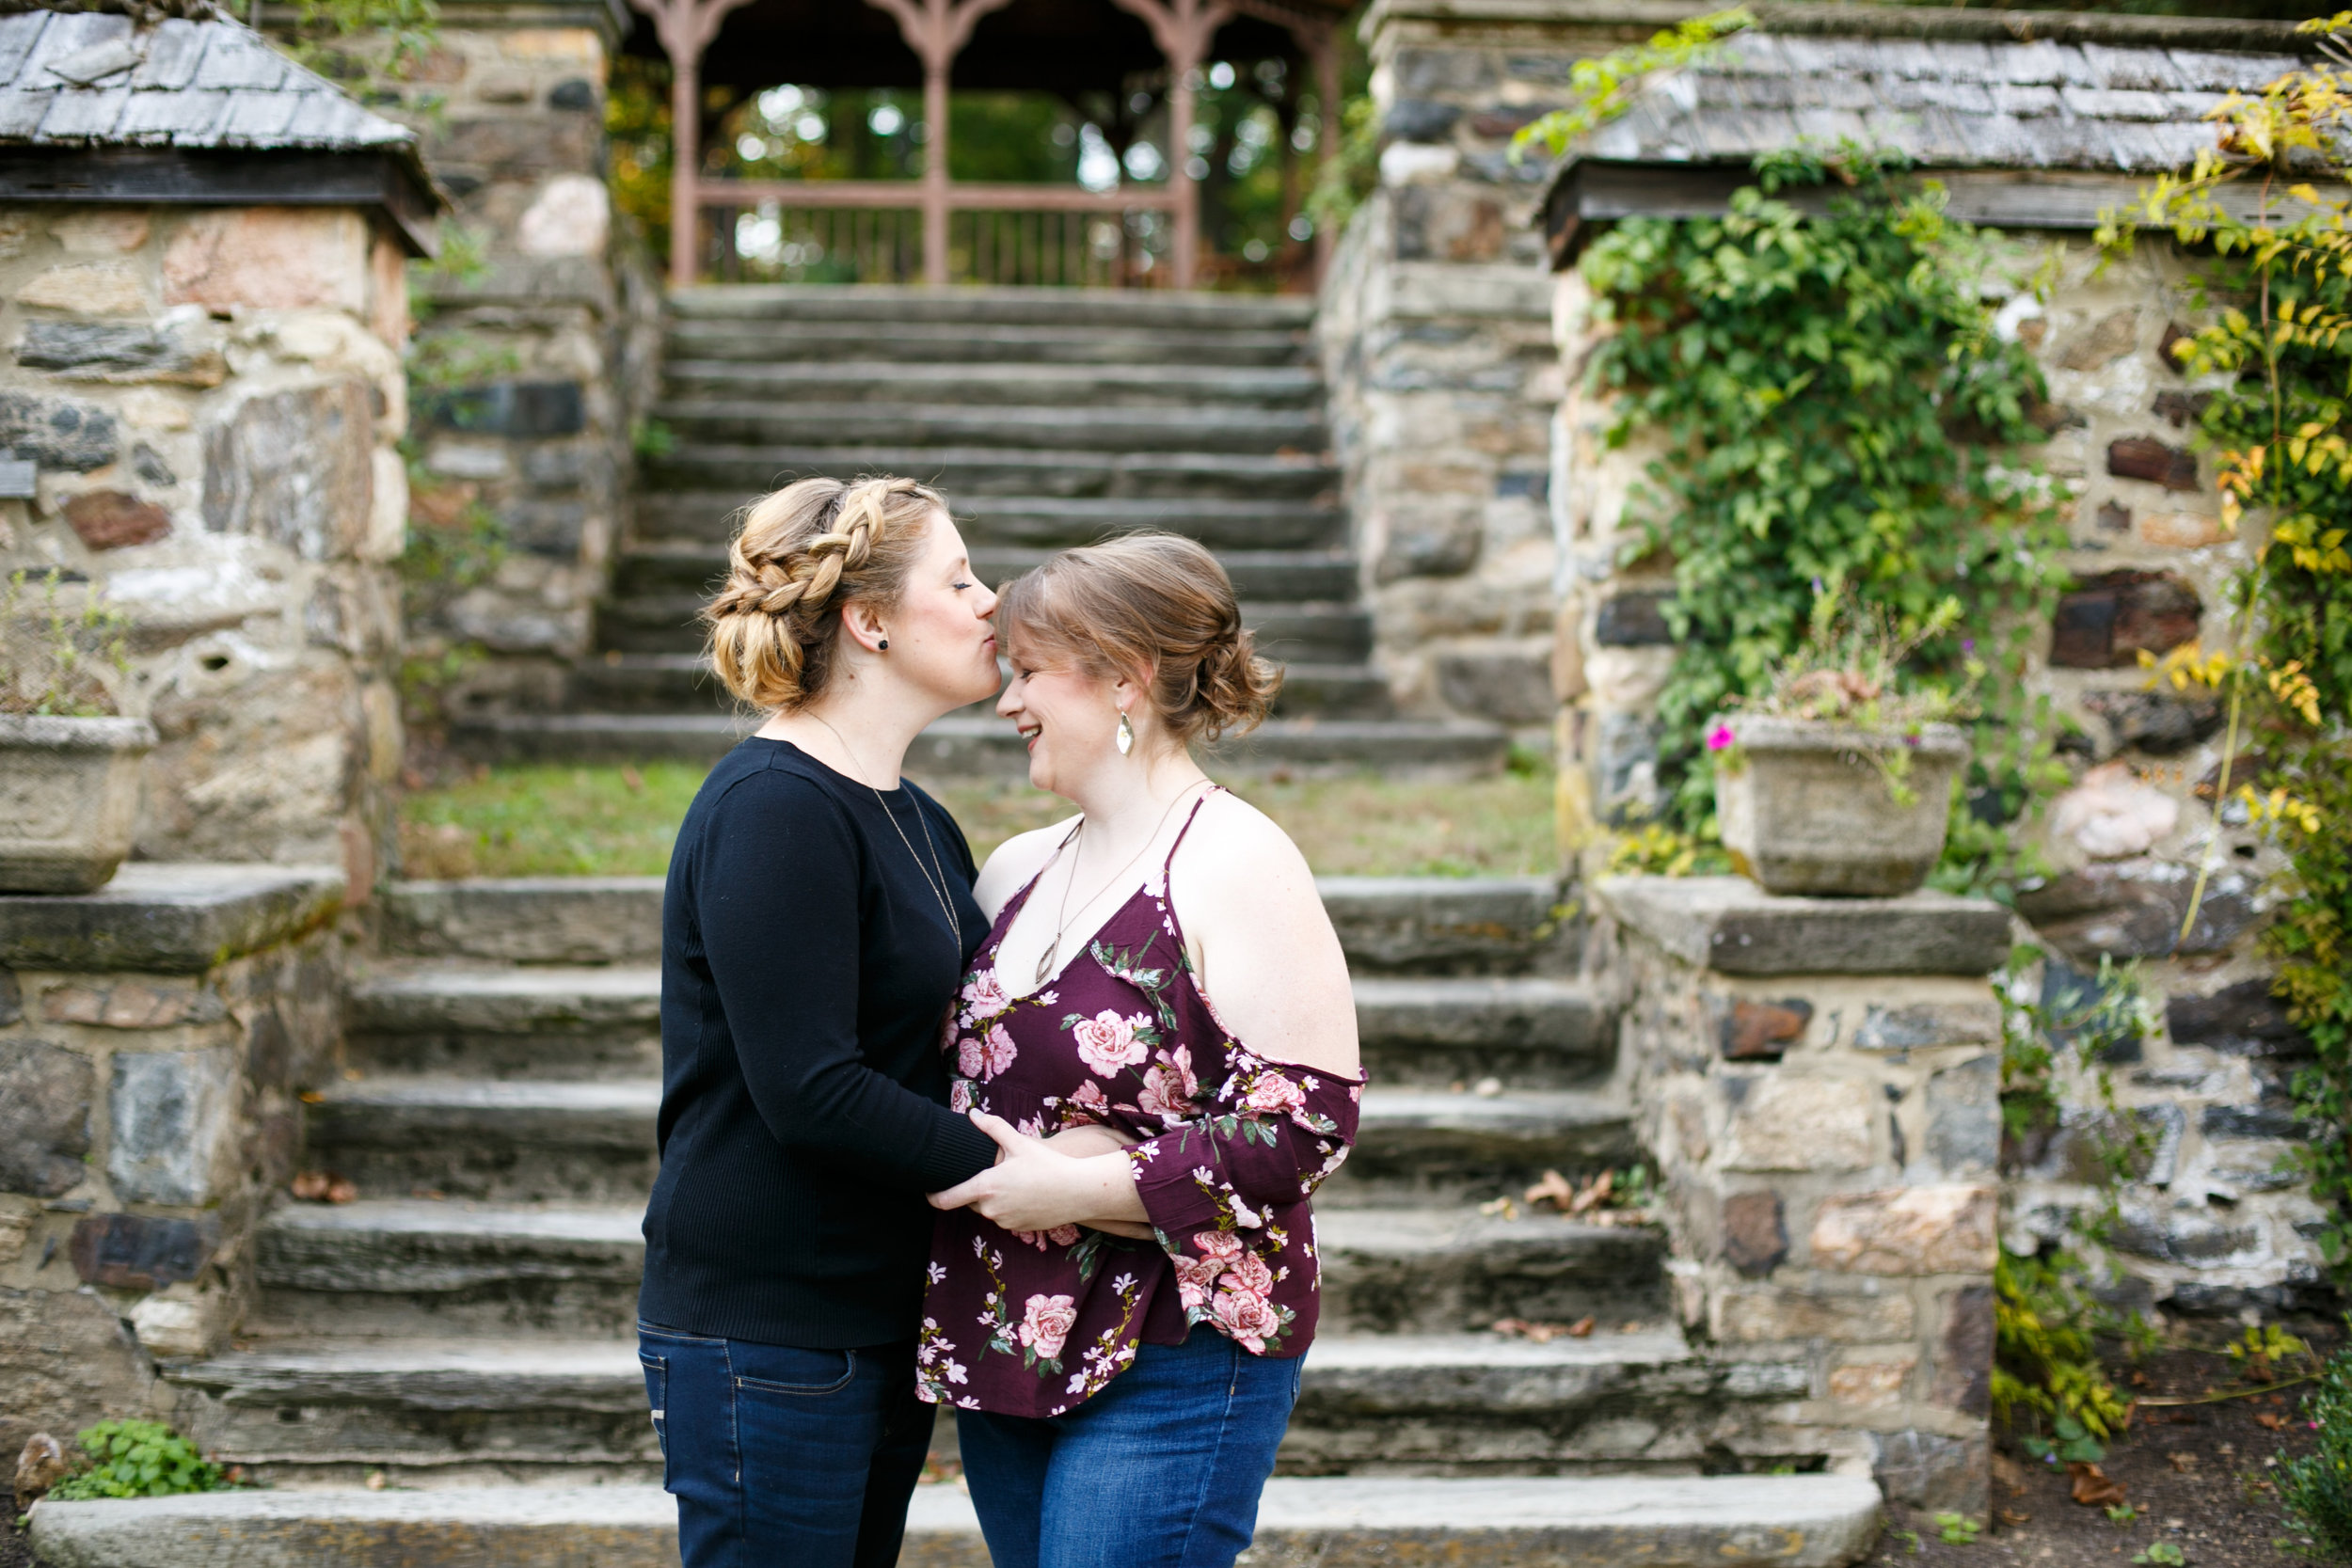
703, 475, 946, 712
994, 532, 1280, 745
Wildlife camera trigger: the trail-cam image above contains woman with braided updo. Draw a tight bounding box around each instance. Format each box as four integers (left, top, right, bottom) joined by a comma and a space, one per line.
641, 474, 1073, 1568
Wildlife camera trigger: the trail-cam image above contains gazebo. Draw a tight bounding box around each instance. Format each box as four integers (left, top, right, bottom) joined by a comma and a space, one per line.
619, 0, 1352, 287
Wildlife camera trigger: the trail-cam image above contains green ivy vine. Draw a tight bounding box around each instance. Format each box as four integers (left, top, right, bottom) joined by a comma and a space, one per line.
1577, 148, 2074, 891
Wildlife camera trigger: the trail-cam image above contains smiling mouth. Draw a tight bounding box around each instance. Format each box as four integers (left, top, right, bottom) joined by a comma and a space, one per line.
1017, 722, 1041, 750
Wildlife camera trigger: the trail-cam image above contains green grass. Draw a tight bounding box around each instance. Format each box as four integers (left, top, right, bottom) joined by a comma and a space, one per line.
397, 763, 1562, 880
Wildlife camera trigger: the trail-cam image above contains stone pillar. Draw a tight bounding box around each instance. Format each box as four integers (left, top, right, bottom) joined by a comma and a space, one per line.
1, 201, 414, 887
0, 864, 344, 1459
1596, 875, 2012, 1516
1314, 2, 1582, 732
362, 0, 664, 724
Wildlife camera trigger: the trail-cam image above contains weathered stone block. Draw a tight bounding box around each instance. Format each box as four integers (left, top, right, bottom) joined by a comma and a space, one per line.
0, 1040, 94, 1197
1713, 1283, 1915, 1343
502, 498, 589, 557
200, 380, 374, 562
2201, 1101, 2315, 1141
2048, 570, 2201, 669
63, 490, 171, 551
1595, 589, 1676, 645
16, 260, 146, 315
15, 321, 226, 386
1598, 876, 2012, 977
1385, 99, 1462, 141
1810, 1185, 1996, 1275
1932, 1286, 1995, 1417
0, 1285, 157, 1450
1851, 999, 2002, 1052
1375, 502, 1482, 581
106, 1048, 240, 1205
1719, 997, 1811, 1062
0, 966, 19, 1025
1435, 647, 1552, 723
1721, 1190, 1788, 1276
1872, 1428, 1987, 1514
1924, 1056, 1999, 1176
40, 980, 222, 1028
2081, 689, 2222, 755
2167, 979, 2311, 1058
163, 210, 369, 313
420, 379, 586, 438
69, 1212, 218, 1289
2057, 308, 2139, 371
1723, 1075, 1877, 1172
2111, 1208, 2262, 1265
0, 389, 119, 471
1591, 711, 1661, 826
2016, 861, 2252, 962
1828, 1354, 1915, 1408
2106, 435, 2200, 492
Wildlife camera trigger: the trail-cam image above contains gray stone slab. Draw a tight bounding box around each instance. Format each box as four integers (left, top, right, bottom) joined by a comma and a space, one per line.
345, 965, 660, 1035
381, 879, 665, 965
0, 863, 342, 973
1597, 876, 2010, 976
32, 1475, 1882, 1567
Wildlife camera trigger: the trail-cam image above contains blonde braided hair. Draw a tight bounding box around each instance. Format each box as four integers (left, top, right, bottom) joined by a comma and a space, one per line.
704, 475, 948, 712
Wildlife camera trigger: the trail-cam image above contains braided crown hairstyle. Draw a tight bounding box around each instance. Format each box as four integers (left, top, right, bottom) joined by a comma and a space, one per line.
704, 475, 946, 712
995, 532, 1280, 745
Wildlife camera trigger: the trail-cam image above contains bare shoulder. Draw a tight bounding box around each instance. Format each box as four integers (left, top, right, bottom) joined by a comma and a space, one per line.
973, 815, 1081, 919
1170, 788, 1321, 925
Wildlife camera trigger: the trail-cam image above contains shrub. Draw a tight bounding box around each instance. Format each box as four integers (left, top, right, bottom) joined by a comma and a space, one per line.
2277, 1328, 2352, 1559
42, 1420, 236, 1502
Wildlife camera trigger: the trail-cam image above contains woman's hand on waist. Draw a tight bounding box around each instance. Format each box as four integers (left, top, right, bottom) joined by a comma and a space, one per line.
927, 1111, 1150, 1233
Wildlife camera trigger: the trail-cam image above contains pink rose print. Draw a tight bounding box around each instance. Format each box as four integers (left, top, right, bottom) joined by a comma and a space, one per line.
961, 968, 1009, 1019
1228, 1248, 1275, 1298
1136, 1047, 1200, 1122
1210, 1282, 1283, 1353
1072, 1010, 1149, 1077
948, 1079, 974, 1113
1194, 1230, 1245, 1262
1047, 1224, 1080, 1246
1242, 1072, 1306, 1117
981, 1023, 1019, 1081
957, 1037, 985, 1079
1018, 1293, 1078, 1363
1065, 1080, 1111, 1120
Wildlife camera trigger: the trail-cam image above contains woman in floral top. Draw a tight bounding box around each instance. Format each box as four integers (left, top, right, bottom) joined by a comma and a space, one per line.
924, 534, 1362, 1568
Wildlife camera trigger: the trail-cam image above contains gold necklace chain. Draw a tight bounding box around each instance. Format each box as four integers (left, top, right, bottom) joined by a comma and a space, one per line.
810, 715, 961, 950
1031, 780, 1213, 987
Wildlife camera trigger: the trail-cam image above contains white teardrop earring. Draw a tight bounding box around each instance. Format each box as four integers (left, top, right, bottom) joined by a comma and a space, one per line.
1116, 708, 1135, 756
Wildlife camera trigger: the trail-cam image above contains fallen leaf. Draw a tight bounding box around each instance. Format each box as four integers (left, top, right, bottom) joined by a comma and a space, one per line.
1569, 1169, 1614, 1215
2069, 1462, 2127, 1507
1996, 1509, 2031, 1528
2167, 1451, 2199, 1473
1992, 1452, 2030, 1495
2255, 1412, 2287, 1431
1524, 1169, 1574, 1211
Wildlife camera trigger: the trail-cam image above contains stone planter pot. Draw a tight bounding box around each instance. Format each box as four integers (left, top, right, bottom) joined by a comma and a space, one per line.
0, 715, 156, 894
1714, 715, 1969, 897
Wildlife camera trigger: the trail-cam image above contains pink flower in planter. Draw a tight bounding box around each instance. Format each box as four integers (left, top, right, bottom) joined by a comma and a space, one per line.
1705, 723, 1736, 752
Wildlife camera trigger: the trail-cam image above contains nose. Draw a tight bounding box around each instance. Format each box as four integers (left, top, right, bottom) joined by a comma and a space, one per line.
995, 678, 1021, 719
975, 581, 1000, 620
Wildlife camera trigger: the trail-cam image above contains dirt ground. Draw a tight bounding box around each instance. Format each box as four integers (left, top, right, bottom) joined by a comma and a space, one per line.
1873, 1328, 2343, 1568
2, 1489, 31, 1568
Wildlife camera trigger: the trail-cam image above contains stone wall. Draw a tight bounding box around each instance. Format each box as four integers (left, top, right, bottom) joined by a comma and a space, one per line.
0, 865, 343, 1460
316, 0, 664, 725
1595, 876, 2012, 1514
1315, 2, 1588, 732
1550, 232, 2333, 1319
0, 203, 411, 885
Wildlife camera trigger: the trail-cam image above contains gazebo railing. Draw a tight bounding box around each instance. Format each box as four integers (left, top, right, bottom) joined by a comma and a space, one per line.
700, 181, 1180, 287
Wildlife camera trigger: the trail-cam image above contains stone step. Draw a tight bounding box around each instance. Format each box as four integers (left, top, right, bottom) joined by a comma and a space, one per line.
343, 965, 661, 1080
377, 876, 1576, 976
634, 491, 1344, 549
297, 1078, 1630, 1205
562, 652, 1391, 720
661, 359, 1324, 408
251, 1202, 1664, 1339
664, 317, 1310, 366
608, 542, 1359, 605
650, 400, 1327, 455
594, 592, 1371, 661
451, 713, 1508, 777
665, 282, 1316, 332
164, 1330, 1815, 1485
639, 445, 1339, 501
28, 1475, 1885, 1567
1352, 977, 1612, 1088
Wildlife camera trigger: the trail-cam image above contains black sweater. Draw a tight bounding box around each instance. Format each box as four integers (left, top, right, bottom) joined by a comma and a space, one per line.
639, 738, 999, 1347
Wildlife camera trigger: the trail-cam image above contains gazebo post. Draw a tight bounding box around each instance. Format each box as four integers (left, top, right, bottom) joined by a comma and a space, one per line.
630, 0, 761, 289
867, 0, 1019, 286
1309, 23, 1339, 284
1113, 0, 1235, 290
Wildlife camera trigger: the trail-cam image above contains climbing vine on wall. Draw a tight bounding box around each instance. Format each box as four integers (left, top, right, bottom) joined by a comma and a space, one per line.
2100, 15, 2352, 1280
1577, 149, 2073, 880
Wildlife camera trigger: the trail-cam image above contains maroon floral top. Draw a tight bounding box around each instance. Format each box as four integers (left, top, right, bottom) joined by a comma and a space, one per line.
915, 791, 1363, 1418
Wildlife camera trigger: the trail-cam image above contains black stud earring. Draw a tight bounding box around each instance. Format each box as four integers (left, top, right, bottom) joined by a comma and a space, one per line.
878, 638, 889, 651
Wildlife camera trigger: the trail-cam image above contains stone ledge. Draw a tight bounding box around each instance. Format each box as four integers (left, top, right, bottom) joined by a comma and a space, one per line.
1597, 876, 2010, 976
0, 863, 344, 974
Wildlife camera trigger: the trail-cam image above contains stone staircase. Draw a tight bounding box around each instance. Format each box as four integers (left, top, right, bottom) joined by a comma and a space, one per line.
38, 871, 1893, 1565
454, 287, 1508, 776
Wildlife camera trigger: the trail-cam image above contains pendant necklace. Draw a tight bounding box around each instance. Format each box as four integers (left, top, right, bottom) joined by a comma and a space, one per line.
810, 715, 961, 949
1032, 779, 1212, 987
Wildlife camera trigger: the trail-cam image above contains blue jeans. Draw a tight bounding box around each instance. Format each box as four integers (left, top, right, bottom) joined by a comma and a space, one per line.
956, 1331, 1303, 1568
637, 1321, 932, 1568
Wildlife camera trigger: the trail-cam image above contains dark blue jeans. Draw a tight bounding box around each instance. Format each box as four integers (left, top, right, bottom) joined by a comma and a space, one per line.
955, 1331, 1303, 1568
638, 1321, 932, 1568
